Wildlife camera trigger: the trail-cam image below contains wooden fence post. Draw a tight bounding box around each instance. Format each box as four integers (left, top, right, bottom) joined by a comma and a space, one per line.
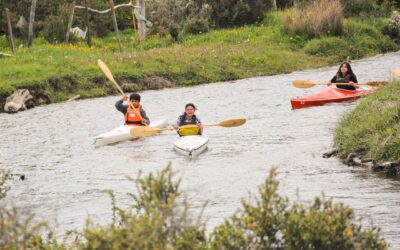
65, 0, 76, 43
137, 0, 146, 42
130, 0, 138, 44
109, 0, 123, 52
5, 8, 16, 54
84, 0, 92, 47
28, 0, 37, 48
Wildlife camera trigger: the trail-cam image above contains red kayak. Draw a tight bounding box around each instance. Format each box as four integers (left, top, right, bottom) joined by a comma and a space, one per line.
291, 86, 379, 109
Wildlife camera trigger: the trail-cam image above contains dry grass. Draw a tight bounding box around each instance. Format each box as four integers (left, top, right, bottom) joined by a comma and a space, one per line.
283, 0, 344, 37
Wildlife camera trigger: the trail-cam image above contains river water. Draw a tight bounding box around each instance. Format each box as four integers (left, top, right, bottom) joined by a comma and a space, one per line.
1, 52, 400, 248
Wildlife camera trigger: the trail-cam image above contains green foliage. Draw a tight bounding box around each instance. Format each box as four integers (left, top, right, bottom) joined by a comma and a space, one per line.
146, 0, 211, 37
207, 0, 270, 28
0, 170, 10, 200
210, 168, 387, 249
184, 19, 210, 35
383, 11, 400, 42
335, 81, 400, 161
303, 17, 398, 61
78, 165, 208, 249
283, 0, 344, 38
341, 0, 398, 17
0, 206, 62, 249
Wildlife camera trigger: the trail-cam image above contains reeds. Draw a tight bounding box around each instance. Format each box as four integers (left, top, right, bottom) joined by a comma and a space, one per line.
283, 0, 344, 38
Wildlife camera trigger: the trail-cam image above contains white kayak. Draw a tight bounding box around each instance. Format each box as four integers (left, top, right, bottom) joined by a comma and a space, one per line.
173, 135, 209, 158
94, 119, 168, 148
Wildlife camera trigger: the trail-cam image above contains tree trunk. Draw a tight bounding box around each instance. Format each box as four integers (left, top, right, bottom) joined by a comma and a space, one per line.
272, 0, 277, 11
84, 0, 92, 47
65, 1, 76, 43
137, 0, 146, 42
28, 0, 37, 48
5, 8, 16, 54
130, 0, 138, 44
110, 0, 123, 52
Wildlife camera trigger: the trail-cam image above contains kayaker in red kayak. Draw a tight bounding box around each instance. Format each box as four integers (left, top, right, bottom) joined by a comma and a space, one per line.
172, 103, 203, 136
115, 93, 150, 126
327, 62, 359, 90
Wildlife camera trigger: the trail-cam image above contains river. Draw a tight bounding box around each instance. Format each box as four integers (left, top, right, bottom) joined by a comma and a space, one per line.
1, 51, 400, 248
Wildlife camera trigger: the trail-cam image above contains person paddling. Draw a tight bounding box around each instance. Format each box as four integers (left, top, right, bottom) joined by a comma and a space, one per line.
172, 103, 203, 136
115, 93, 150, 126
327, 62, 359, 90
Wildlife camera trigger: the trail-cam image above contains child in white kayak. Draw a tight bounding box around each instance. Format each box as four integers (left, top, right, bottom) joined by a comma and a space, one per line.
115, 93, 150, 126
172, 103, 203, 136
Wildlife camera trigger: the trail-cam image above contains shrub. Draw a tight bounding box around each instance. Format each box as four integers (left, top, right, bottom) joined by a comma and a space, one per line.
146, 0, 211, 36
211, 168, 388, 249
304, 36, 348, 61
184, 18, 210, 35
283, 0, 343, 38
78, 165, 208, 249
207, 0, 271, 28
383, 11, 400, 42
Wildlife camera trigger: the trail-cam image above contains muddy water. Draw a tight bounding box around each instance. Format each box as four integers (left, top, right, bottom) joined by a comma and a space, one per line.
1, 52, 400, 247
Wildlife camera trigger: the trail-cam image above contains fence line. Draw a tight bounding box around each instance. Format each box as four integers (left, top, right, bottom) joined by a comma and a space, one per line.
74, 2, 139, 14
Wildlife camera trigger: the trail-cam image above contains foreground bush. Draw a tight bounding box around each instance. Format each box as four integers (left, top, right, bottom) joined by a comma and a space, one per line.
283, 0, 343, 38
0, 164, 389, 249
335, 81, 400, 161
210, 168, 387, 249
383, 11, 400, 42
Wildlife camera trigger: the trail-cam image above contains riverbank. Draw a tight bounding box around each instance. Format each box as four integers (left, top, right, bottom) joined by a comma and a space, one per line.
0, 13, 398, 112
333, 80, 400, 177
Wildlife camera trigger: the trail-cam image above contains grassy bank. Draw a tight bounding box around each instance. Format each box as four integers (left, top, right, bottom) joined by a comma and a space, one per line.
0, 12, 398, 110
334, 81, 400, 162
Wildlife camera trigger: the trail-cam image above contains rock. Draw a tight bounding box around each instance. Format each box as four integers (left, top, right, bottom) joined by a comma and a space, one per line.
322, 148, 338, 158
4, 89, 34, 113
143, 76, 173, 90
121, 83, 141, 92
345, 153, 358, 166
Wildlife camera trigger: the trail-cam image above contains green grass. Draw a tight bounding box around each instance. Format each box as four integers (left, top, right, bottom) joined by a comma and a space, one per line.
0, 12, 398, 108
334, 81, 400, 161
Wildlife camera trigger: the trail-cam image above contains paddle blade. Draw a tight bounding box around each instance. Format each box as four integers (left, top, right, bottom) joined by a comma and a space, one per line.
219, 118, 246, 127
130, 126, 160, 137
98, 60, 115, 83
292, 80, 316, 88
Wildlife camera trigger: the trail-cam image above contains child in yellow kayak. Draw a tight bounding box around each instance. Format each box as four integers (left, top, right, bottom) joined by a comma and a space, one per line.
172, 103, 203, 136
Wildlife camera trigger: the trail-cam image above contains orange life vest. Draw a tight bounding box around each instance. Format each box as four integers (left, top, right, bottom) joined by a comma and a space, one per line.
125, 104, 143, 125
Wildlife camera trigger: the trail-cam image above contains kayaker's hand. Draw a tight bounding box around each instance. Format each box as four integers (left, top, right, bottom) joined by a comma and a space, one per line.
172, 124, 178, 130
197, 123, 203, 129
327, 82, 332, 86
122, 95, 128, 101
349, 82, 359, 89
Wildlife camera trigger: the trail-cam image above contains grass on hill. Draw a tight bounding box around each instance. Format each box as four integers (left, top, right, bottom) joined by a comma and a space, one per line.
0, 12, 398, 107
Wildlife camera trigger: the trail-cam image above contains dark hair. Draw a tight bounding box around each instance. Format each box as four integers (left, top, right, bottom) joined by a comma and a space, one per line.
129, 93, 141, 102
336, 62, 355, 78
182, 103, 196, 117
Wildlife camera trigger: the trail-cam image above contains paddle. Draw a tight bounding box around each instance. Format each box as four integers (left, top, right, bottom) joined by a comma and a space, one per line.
97, 59, 144, 122
130, 118, 247, 137
292, 80, 376, 89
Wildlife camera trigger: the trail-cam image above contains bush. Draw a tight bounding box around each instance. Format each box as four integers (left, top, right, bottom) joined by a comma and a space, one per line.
146, 0, 211, 36
304, 36, 348, 61
210, 168, 388, 249
207, 0, 271, 28
184, 18, 210, 34
283, 0, 343, 38
78, 165, 208, 249
383, 11, 400, 42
